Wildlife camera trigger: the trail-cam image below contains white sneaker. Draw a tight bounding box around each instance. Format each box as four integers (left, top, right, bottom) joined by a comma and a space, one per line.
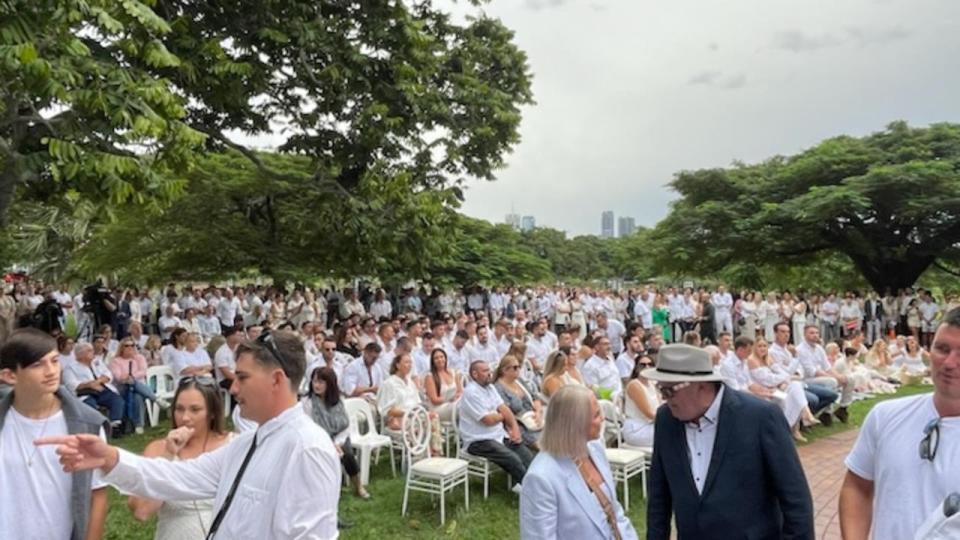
511, 483, 523, 495
157, 398, 171, 409
135, 426, 144, 435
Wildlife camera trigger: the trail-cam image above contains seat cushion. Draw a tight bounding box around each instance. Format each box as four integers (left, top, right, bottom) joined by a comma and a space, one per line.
411, 457, 469, 476
604, 448, 647, 465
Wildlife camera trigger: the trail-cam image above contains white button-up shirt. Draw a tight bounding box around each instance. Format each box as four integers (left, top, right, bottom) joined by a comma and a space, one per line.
103, 404, 340, 539
466, 342, 501, 369
458, 382, 506, 448
445, 344, 469, 374
340, 358, 384, 399
581, 355, 623, 396
62, 357, 118, 394
768, 343, 802, 377
685, 385, 724, 494
796, 341, 831, 379
718, 352, 751, 391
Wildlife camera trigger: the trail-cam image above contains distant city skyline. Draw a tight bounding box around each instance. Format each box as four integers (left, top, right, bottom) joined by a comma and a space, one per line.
452, 0, 960, 235
601, 211, 615, 239
520, 215, 536, 232
618, 216, 636, 238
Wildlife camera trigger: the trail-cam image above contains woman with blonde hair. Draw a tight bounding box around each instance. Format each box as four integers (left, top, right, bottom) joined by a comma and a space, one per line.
541, 349, 585, 401
747, 337, 818, 442
494, 355, 543, 450
143, 335, 163, 366
520, 385, 637, 540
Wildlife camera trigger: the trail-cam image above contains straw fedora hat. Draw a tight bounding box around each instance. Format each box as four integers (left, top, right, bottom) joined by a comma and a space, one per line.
641, 343, 723, 383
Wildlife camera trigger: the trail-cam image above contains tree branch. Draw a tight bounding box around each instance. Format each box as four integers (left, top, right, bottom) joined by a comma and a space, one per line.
934, 260, 960, 279
192, 125, 353, 198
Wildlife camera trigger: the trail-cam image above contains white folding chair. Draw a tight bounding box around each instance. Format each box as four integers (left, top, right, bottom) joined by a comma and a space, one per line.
400, 406, 469, 525
605, 447, 649, 511
146, 365, 175, 427
343, 398, 393, 485
599, 398, 623, 447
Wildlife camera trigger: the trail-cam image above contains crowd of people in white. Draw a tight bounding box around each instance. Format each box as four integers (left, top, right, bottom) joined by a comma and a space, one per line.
0, 279, 950, 539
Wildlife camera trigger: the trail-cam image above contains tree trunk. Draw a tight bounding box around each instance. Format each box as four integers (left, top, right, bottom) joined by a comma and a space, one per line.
848, 252, 935, 294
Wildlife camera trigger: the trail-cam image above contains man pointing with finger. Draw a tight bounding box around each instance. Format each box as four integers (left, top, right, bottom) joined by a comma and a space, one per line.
39, 330, 341, 539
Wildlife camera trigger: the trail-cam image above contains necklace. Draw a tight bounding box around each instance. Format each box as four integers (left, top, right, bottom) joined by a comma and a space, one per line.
9, 400, 60, 467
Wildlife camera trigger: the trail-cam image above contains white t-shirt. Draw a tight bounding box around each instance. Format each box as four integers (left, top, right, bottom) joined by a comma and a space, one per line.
213, 343, 236, 383
0, 409, 105, 540
845, 393, 960, 540
170, 348, 212, 379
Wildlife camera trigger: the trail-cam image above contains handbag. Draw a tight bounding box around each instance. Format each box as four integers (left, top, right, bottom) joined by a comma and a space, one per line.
518, 411, 542, 432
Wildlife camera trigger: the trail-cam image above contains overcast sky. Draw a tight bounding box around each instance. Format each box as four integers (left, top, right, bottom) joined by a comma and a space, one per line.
449, 0, 960, 236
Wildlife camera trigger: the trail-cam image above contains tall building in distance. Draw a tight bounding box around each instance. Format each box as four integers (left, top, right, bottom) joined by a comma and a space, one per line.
601, 210, 615, 239
505, 212, 521, 231
617, 216, 636, 237
521, 215, 536, 232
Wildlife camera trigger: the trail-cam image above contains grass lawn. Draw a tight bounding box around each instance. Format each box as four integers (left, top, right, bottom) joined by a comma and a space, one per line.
798, 382, 932, 445
103, 384, 931, 539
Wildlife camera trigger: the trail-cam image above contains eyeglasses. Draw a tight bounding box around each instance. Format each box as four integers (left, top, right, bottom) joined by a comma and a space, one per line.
122, 343, 135, 348
919, 417, 941, 462
656, 381, 690, 400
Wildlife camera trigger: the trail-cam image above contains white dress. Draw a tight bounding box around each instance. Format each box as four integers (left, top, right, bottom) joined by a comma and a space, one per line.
429, 371, 459, 422
622, 380, 658, 447
155, 433, 235, 540
749, 364, 806, 427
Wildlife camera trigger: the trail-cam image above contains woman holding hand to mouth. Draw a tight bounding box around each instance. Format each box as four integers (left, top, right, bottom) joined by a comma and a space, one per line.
127, 377, 232, 540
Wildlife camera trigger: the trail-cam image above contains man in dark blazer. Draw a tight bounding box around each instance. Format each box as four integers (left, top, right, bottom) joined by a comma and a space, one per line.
643, 344, 814, 540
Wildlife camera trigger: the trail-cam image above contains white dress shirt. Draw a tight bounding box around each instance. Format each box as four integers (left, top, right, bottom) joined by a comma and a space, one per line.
104, 404, 340, 539
213, 343, 236, 384
712, 292, 733, 314
445, 344, 469, 373
768, 343, 802, 377
340, 359, 384, 399
718, 352, 751, 391
62, 357, 118, 394
615, 351, 637, 379
170, 347, 212, 380
686, 385, 725, 494
412, 348, 432, 377
466, 342, 501, 369
458, 382, 506, 448
581, 355, 623, 396
796, 341, 831, 379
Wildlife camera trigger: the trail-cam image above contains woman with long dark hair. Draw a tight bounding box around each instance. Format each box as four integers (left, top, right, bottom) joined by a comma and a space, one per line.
303, 367, 370, 499
423, 348, 461, 422
128, 377, 232, 539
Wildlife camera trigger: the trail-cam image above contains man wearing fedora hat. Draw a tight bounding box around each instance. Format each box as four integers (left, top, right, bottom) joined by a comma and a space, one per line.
645, 343, 814, 540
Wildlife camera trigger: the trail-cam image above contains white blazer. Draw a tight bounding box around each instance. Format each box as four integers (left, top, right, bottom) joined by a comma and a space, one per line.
520, 440, 638, 540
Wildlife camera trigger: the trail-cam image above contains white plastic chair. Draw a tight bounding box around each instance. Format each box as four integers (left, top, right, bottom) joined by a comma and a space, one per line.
343, 398, 393, 486
400, 406, 469, 525
220, 388, 232, 419
146, 365, 176, 427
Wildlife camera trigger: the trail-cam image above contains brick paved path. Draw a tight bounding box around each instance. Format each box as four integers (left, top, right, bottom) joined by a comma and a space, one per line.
797, 429, 860, 540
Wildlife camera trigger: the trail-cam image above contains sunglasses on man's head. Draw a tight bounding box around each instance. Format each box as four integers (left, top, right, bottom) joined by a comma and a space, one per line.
179, 375, 217, 388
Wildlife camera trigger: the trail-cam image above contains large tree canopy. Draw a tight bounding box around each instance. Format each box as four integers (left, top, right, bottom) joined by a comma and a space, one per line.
3, 0, 534, 282
649, 121, 960, 292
